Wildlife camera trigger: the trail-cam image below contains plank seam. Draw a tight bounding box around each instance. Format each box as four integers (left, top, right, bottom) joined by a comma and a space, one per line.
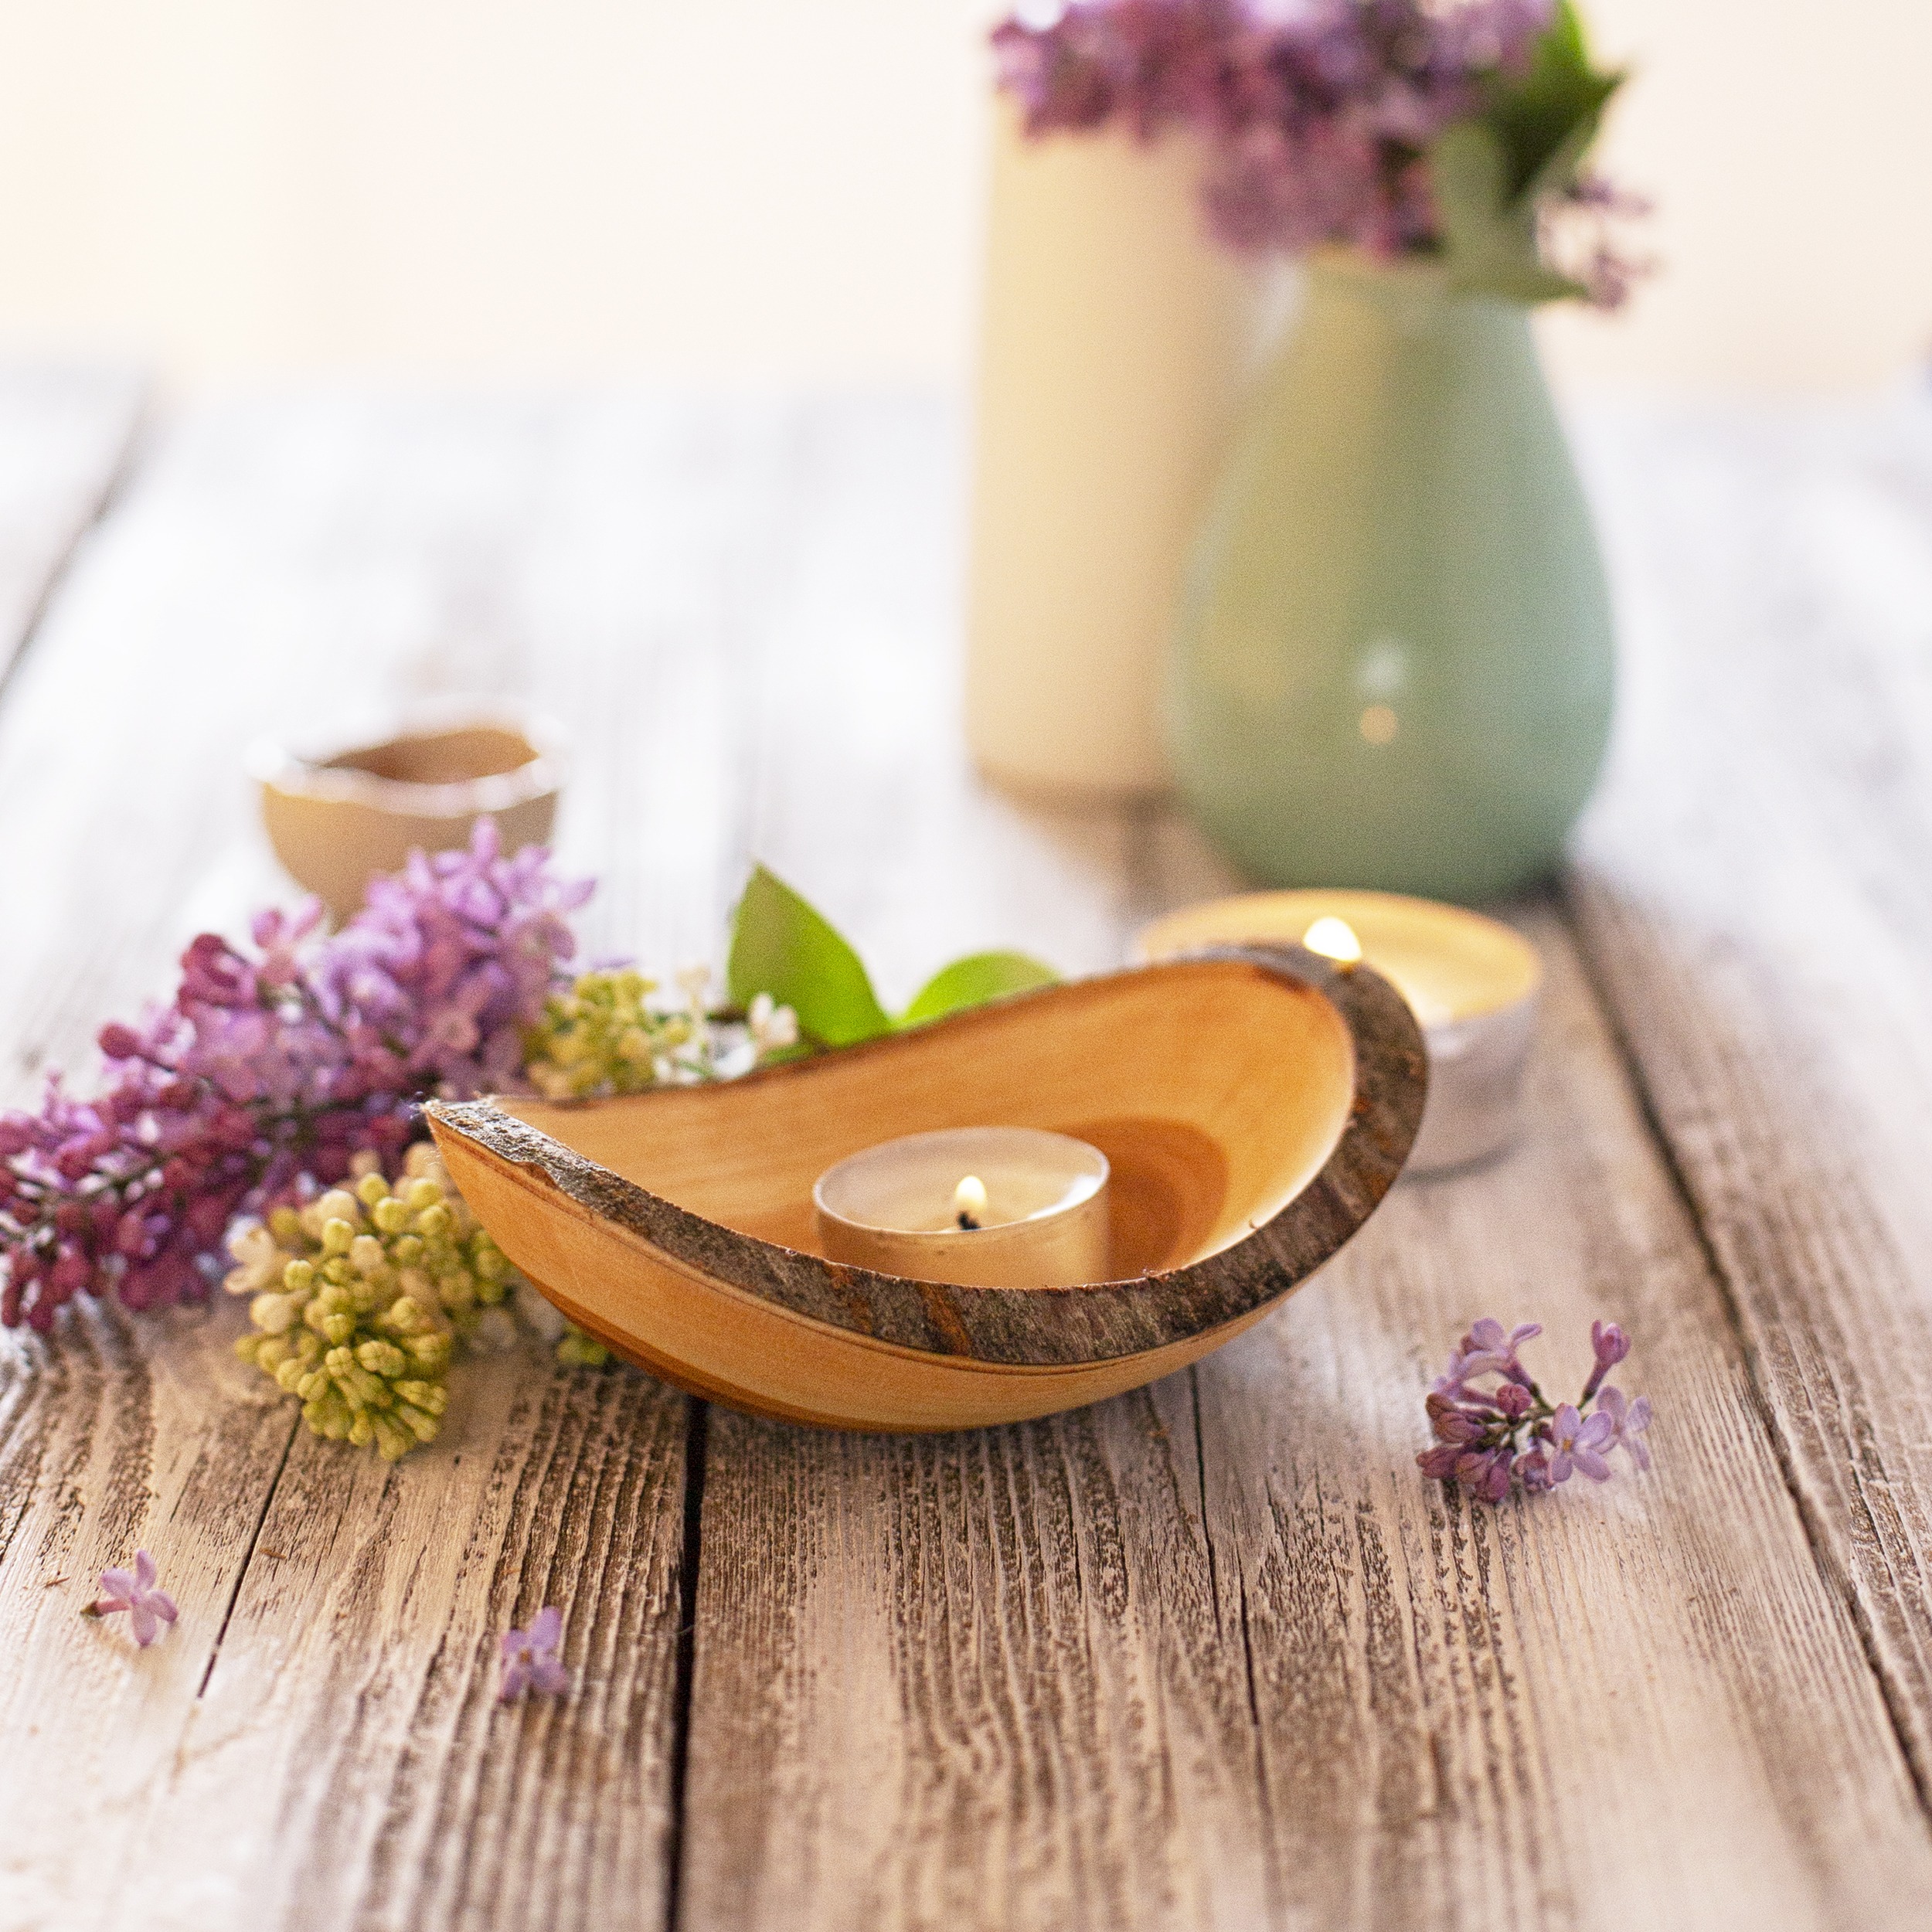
1558, 876, 1932, 1828
0, 392, 150, 719
1189, 1367, 1223, 1629
196, 1412, 302, 1699
662, 1397, 709, 1932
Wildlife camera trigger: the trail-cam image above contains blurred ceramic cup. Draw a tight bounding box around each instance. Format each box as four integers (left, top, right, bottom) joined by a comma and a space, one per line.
1133, 889, 1541, 1176
250, 708, 567, 917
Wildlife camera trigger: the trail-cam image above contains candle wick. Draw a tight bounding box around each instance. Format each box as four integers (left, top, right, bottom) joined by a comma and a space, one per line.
952, 1174, 988, 1231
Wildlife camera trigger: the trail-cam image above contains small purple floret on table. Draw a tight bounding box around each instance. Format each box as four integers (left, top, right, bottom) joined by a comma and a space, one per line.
500, 1605, 570, 1702
84, 1549, 178, 1648
1418, 1314, 1655, 1503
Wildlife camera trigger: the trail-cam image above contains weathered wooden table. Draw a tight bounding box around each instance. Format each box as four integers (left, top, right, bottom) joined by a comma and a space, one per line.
2, 370, 1930, 1931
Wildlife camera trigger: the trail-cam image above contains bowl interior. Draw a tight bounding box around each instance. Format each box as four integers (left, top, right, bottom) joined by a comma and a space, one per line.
323, 724, 538, 788
493, 957, 1355, 1281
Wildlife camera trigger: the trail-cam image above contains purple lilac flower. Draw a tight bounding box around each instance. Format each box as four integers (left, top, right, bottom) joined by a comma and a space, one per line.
1, 821, 591, 1330
1417, 1315, 1654, 1502
1455, 1446, 1514, 1503
499, 1605, 570, 1702
991, 2, 1646, 306
1580, 1318, 1629, 1401
1432, 1316, 1541, 1396
996, 2, 1550, 250
992, 0, 1233, 139
1546, 1403, 1613, 1482
85, 1549, 178, 1647
1595, 1385, 1651, 1470
1492, 1380, 1532, 1420
1543, 172, 1655, 310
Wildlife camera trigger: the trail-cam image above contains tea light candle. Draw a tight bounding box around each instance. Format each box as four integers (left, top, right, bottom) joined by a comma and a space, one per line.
1134, 889, 1541, 1175
814, 1127, 1111, 1288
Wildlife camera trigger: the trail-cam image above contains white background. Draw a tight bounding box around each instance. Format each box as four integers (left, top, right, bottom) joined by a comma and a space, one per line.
0, 1, 1924, 396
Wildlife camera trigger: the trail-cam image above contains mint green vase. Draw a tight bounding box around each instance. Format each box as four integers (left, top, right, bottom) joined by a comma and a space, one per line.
1168, 253, 1614, 903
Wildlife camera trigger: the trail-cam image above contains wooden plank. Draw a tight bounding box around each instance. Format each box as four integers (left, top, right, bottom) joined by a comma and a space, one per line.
736, 397, 1138, 1000
0, 391, 802, 1928
675, 401, 1932, 1929
131, 1349, 689, 1930
0, 366, 144, 683
1567, 403, 1932, 1802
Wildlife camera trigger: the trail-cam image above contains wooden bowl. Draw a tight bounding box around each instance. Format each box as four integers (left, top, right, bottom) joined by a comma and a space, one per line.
427, 947, 1426, 1432
251, 712, 566, 917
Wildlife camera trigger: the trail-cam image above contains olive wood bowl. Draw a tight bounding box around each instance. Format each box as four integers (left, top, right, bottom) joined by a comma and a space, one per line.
426, 946, 1426, 1433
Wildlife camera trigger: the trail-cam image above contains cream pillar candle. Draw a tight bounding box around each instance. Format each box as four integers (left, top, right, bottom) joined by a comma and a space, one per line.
967, 101, 1265, 800
813, 1126, 1111, 1288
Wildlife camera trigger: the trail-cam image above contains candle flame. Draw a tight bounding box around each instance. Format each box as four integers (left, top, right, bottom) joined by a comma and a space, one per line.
1303, 917, 1363, 968
954, 1175, 988, 1229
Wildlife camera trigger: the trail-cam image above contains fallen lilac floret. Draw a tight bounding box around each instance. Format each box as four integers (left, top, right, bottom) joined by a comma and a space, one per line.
84, 1549, 178, 1648
1596, 1385, 1652, 1471
500, 1605, 570, 1702
1546, 1403, 1614, 1483
1582, 1318, 1631, 1401
1456, 1447, 1515, 1504
1416, 1315, 1654, 1503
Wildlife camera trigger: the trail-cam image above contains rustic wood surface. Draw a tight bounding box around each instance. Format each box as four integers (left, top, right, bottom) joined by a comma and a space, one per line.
0, 383, 1929, 1930
1569, 403, 1932, 1805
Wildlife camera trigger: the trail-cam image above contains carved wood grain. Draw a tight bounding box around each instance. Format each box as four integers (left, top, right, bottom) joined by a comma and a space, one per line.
0, 366, 144, 685
428, 946, 1424, 1382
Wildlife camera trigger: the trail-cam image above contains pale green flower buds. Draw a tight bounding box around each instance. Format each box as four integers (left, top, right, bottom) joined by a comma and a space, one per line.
524, 965, 740, 1099
235, 1145, 606, 1458
234, 1158, 502, 1461
249, 1290, 302, 1335
556, 1325, 612, 1369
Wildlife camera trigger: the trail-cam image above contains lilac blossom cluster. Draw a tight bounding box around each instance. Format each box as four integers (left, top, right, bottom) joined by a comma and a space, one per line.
0, 822, 590, 1331
992, 1, 1641, 304
1419, 1317, 1651, 1501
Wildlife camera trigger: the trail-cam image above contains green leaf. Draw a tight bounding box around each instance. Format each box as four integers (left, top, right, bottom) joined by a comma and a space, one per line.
726, 866, 893, 1048
1423, 0, 1625, 307
1481, 0, 1624, 203
899, 951, 1060, 1029
1430, 121, 1587, 305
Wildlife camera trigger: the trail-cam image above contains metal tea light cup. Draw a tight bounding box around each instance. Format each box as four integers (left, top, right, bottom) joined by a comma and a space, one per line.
813, 1126, 1111, 1287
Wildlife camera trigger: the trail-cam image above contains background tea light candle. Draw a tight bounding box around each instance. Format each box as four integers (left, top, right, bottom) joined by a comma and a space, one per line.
814, 1127, 1111, 1288
1134, 889, 1542, 1175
